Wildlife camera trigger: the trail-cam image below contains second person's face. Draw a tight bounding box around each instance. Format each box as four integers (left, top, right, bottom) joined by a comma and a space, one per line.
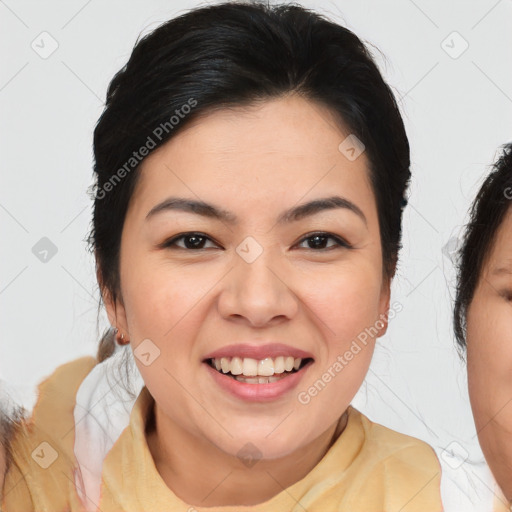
467, 206, 512, 500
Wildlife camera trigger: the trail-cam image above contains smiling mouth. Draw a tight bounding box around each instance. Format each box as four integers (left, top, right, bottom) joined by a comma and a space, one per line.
206, 356, 314, 384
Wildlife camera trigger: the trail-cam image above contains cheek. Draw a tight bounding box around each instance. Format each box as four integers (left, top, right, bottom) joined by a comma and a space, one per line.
467, 303, 512, 501
123, 259, 207, 324
296, 264, 383, 405
122, 249, 384, 381
467, 303, 512, 376
306, 265, 384, 341
120, 262, 214, 384
295, 274, 380, 412
467, 300, 512, 430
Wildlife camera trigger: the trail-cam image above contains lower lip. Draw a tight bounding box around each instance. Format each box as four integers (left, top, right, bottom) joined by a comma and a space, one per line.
203, 360, 313, 402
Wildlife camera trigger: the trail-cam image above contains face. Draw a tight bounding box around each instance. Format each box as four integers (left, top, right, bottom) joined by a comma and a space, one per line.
105, 94, 390, 460
467, 206, 512, 499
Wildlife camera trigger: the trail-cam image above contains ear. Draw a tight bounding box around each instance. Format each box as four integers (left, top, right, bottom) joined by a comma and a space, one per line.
377, 277, 391, 337
97, 266, 129, 336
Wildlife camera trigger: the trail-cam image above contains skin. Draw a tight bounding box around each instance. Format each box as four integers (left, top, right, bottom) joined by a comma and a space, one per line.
0, 439, 4, 500
467, 206, 512, 501
104, 93, 391, 507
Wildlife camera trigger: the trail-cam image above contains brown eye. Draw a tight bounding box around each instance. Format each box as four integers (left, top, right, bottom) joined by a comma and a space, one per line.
498, 289, 512, 302
296, 232, 351, 251
162, 232, 220, 250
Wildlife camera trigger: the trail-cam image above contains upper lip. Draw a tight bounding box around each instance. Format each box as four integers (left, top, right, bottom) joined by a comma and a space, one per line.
202, 343, 314, 361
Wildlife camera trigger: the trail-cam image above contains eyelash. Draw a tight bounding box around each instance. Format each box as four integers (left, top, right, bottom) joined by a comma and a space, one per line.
501, 290, 512, 302
161, 231, 352, 252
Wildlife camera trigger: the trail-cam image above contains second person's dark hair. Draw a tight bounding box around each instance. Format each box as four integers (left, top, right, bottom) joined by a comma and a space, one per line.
454, 143, 512, 354
87, 1, 411, 360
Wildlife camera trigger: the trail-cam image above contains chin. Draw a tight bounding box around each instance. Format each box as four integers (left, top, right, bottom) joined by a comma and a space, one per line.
214, 429, 309, 462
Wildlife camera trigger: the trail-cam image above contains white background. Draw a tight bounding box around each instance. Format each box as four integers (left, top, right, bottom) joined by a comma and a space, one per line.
1, 0, 511, 510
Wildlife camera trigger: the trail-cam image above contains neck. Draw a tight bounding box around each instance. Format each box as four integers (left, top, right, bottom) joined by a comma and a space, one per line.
145, 402, 348, 507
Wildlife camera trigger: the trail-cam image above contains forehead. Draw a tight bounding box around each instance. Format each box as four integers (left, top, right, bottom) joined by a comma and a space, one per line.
146, 95, 358, 166
128, 95, 375, 220
189, 96, 343, 148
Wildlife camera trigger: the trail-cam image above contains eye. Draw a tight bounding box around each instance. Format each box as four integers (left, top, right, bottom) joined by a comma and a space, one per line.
160, 231, 351, 252
161, 232, 220, 250
295, 232, 352, 251
500, 289, 512, 302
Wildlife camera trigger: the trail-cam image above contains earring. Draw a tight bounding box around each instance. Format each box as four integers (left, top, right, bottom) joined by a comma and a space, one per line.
114, 327, 130, 345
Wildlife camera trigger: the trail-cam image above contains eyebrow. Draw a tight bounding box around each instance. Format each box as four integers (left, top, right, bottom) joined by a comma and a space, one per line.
492, 262, 512, 276
145, 195, 367, 225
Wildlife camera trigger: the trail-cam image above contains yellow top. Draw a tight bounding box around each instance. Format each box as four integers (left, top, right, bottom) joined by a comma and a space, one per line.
2, 356, 443, 512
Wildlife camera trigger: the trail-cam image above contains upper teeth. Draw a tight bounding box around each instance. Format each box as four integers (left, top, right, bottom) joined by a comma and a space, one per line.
212, 356, 303, 376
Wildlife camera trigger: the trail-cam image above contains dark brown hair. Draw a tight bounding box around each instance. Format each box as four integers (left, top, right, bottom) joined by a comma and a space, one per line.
453, 142, 512, 355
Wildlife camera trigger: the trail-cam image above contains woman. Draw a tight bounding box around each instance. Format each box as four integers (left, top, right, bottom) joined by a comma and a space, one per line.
454, 142, 512, 510
1, 1, 442, 510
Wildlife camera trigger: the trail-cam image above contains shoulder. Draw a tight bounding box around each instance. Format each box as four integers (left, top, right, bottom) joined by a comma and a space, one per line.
27, 355, 98, 446
36, 355, 98, 392
1, 356, 98, 511
32, 356, 98, 415
354, 408, 440, 463
349, 408, 442, 511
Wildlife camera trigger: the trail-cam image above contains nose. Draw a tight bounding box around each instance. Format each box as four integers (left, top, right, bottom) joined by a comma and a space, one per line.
217, 250, 299, 328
